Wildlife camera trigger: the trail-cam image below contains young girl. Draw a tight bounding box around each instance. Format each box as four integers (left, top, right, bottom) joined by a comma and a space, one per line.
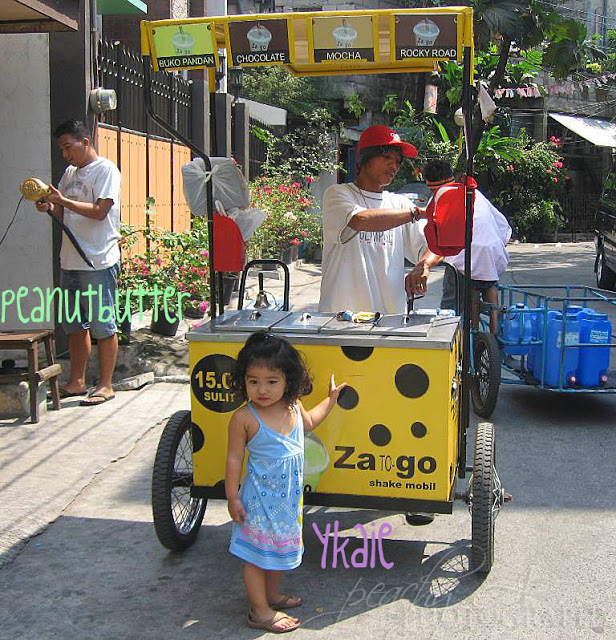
225, 331, 345, 633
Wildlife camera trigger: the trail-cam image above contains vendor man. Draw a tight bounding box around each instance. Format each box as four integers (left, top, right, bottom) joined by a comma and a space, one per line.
318, 125, 429, 314
37, 119, 122, 406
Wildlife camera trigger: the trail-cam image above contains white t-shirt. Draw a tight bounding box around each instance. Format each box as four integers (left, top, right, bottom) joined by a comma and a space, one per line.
318, 183, 427, 314
58, 157, 122, 271
444, 190, 511, 280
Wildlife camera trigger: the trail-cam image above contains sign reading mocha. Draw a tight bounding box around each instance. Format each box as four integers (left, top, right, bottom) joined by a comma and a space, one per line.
228, 19, 290, 66
394, 13, 458, 61
312, 16, 375, 64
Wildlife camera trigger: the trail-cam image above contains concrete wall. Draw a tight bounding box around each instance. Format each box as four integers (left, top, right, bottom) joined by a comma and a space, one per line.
0, 34, 53, 331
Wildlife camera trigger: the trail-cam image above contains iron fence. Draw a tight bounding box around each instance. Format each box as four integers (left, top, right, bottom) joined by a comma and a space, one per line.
97, 39, 191, 141
559, 193, 599, 237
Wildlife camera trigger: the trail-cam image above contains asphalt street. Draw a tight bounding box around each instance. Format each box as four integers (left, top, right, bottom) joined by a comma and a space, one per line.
1, 242, 615, 639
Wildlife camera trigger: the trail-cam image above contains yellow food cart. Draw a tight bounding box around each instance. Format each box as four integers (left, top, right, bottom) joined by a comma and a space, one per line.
142, 6, 505, 574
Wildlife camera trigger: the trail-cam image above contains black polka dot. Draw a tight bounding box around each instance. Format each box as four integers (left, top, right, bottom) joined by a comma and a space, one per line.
411, 421, 427, 438
191, 423, 204, 453
342, 346, 374, 361
395, 364, 429, 398
337, 385, 359, 410
369, 424, 391, 446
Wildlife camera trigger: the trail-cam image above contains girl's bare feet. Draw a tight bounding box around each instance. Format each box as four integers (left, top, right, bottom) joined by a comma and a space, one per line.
247, 608, 300, 632
269, 593, 303, 609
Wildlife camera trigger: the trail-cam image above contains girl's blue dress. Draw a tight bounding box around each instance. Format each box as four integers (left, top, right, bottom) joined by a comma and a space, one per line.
229, 402, 304, 570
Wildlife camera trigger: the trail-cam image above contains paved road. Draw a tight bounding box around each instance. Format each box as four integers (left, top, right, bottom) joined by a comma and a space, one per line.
1, 242, 614, 639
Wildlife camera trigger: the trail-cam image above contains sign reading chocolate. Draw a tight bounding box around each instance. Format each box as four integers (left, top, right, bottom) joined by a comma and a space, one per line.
393, 13, 458, 61
228, 19, 290, 67
151, 22, 217, 70
311, 15, 375, 64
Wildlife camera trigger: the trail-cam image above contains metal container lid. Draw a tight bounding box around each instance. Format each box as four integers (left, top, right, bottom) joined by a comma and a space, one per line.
214, 309, 292, 332
369, 313, 433, 336
320, 316, 376, 335
270, 312, 336, 334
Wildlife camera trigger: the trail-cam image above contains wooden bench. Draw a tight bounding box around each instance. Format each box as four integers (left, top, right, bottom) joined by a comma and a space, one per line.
0, 330, 61, 423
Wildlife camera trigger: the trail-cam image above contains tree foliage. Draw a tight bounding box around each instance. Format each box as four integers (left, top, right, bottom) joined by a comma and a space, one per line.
242, 66, 335, 118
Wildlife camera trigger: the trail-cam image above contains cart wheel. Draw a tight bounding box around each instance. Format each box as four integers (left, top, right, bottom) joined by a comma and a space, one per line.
471, 332, 501, 418
152, 410, 206, 551
470, 422, 503, 574
596, 250, 616, 291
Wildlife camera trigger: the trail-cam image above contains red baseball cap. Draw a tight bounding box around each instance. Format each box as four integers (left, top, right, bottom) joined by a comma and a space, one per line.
358, 125, 417, 158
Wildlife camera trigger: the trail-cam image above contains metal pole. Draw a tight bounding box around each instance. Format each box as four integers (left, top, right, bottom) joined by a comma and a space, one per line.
458, 45, 474, 479
143, 56, 217, 321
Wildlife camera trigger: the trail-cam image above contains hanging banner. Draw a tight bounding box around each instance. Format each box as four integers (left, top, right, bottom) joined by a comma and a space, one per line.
311, 16, 375, 64
393, 13, 458, 62
150, 21, 217, 70
227, 19, 290, 66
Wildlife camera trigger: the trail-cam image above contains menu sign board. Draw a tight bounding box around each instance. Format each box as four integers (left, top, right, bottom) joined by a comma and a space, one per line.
311, 16, 375, 64
228, 19, 290, 66
151, 22, 217, 70
393, 14, 458, 61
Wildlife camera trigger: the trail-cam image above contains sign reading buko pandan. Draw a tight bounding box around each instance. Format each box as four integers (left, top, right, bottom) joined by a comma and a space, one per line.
393, 13, 458, 61
227, 19, 290, 66
151, 21, 217, 70
311, 15, 375, 64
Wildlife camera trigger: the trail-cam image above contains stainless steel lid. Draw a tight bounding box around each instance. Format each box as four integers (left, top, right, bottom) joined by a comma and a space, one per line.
270, 312, 336, 334
320, 316, 376, 335
369, 313, 433, 337
213, 309, 292, 332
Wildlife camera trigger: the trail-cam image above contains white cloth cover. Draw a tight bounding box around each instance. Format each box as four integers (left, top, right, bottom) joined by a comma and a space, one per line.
182, 157, 250, 217
444, 190, 512, 280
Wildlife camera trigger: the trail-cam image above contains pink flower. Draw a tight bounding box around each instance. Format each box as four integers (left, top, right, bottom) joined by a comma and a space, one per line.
546, 169, 552, 174
155, 258, 162, 266
200, 249, 209, 257
553, 161, 559, 168
300, 230, 308, 236
307, 176, 313, 183
199, 300, 209, 313
291, 238, 301, 246
508, 165, 514, 172
553, 178, 558, 183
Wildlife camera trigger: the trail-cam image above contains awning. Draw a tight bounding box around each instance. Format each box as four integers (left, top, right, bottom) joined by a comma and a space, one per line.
243, 99, 287, 128
0, 0, 78, 33
97, 0, 148, 15
549, 113, 616, 148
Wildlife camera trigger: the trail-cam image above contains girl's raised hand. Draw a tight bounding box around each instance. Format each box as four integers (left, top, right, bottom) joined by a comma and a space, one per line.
228, 498, 247, 526
329, 374, 347, 403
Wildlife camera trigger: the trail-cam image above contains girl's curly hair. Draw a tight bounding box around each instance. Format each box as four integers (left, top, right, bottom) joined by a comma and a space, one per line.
231, 331, 312, 404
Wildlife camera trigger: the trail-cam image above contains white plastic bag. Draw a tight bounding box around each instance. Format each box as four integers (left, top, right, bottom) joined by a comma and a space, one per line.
227, 207, 267, 241
181, 156, 251, 217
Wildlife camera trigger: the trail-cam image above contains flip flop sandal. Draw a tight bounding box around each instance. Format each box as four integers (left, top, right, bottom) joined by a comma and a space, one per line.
79, 392, 115, 407
270, 595, 303, 610
53, 387, 88, 399
246, 609, 300, 633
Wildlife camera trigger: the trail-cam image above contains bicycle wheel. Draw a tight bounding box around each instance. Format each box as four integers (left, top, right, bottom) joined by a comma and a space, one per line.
471, 332, 501, 418
152, 410, 206, 551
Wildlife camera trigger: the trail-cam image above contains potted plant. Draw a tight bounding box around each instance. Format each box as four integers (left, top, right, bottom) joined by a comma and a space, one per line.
246, 175, 319, 263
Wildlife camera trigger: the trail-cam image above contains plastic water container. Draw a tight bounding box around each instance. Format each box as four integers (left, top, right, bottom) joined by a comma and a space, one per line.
577, 312, 612, 386
539, 310, 580, 387
503, 304, 537, 355
528, 310, 555, 378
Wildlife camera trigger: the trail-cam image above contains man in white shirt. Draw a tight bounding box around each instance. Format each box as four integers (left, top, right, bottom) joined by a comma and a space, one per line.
37, 120, 122, 406
319, 125, 428, 314
408, 159, 512, 332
